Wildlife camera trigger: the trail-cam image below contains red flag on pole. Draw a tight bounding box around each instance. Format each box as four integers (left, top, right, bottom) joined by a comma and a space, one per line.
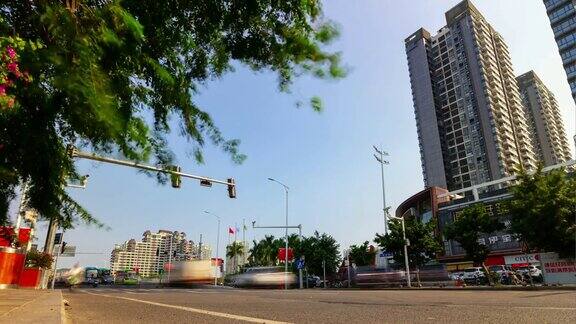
228, 227, 235, 234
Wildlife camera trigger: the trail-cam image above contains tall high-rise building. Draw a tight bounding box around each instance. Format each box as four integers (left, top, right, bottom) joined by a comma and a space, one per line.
405, 0, 537, 191
518, 71, 573, 165
110, 230, 211, 277
543, 0, 576, 102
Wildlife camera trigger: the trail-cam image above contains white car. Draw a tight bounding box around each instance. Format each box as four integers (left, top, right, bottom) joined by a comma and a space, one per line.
462, 267, 487, 284
516, 265, 542, 279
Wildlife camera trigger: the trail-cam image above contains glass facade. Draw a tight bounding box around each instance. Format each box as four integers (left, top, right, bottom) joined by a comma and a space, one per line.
544, 0, 576, 101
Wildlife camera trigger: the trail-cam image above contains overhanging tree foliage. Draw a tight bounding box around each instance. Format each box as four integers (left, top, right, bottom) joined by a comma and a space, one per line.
347, 241, 375, 267
506, 168, 576, 258
374, 218, 442, 273
444, 204, 504, 266
0, 0, 344, 227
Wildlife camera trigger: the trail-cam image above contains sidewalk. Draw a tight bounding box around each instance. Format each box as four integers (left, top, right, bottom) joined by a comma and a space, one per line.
0, 289, 63, 323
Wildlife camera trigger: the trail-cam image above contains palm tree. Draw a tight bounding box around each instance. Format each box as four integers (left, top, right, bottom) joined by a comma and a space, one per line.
226, 241, 245, 273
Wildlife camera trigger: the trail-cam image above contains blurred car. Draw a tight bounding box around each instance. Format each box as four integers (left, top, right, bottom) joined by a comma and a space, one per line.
168, 260, 215, 285
232, 266, 297, 288
354, 269, 407, 287
449, 272, 464, 281
462, 267, 487, 285
413, 264, 451, 282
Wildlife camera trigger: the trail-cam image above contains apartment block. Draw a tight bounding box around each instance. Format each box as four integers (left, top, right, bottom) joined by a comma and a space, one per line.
518, 71, 573, 165
543, 0, 576, 101
405, 0, 537, 191
110, 230, 211, 277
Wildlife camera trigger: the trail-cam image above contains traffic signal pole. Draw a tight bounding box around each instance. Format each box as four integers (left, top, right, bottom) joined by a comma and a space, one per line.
68, 146, 236, 193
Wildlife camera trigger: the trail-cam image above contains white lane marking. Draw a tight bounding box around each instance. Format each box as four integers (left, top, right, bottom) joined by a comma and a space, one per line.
82, 290, 291, 323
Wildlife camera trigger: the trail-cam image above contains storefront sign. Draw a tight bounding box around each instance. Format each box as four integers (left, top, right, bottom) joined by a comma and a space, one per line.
504, 253, 539, 265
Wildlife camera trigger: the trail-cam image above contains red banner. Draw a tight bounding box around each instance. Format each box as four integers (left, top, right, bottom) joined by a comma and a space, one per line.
277, 248, 294, 262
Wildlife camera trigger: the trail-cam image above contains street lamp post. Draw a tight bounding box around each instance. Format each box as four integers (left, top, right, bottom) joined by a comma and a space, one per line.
268, 178, 290, 290
386, 208, 415, 288
373, 146, 390, 234
204, 211, 221, 286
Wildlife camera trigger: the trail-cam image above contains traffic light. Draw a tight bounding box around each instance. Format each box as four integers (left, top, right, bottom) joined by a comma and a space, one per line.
167, 165, 181, 188
61, 241, 67, 254
227, 178, 236, 198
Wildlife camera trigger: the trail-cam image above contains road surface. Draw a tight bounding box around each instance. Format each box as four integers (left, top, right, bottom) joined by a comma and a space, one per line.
63, 287, 576, 323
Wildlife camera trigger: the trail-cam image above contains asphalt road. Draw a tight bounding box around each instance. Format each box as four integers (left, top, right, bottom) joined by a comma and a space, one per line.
62, 286, 576, 323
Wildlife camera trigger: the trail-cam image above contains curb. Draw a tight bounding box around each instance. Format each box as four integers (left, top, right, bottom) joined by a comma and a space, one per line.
326, 286, 576, 291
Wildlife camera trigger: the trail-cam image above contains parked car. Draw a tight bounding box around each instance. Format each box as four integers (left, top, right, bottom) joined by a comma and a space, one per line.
516, 265, 543, 282
462, 267, 487, 285
488, 265, 512, 275
306, 275, 321, 288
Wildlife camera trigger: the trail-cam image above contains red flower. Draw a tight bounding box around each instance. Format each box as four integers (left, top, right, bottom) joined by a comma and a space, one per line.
7, 62, 19, 74
6, 46, 16, 59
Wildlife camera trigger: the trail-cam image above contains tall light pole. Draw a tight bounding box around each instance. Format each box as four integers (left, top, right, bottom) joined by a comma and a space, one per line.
204, 210, 221, 286
373, 146, 390, 234
268, 177, 289, 290
386, 208, 414, 288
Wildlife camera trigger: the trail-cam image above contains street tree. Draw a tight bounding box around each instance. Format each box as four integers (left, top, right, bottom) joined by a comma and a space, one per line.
0, 1, 344, 227
248, 235, 279, 267
444, 204, 504, 284
347, 241, 375, 267
299, 231, 341, 277
374, 218, 442, 286
506, 168, 576, 258
226, 241, 245, 274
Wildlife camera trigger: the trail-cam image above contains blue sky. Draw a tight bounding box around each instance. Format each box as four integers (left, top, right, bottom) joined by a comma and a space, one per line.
24, 0, 575, 268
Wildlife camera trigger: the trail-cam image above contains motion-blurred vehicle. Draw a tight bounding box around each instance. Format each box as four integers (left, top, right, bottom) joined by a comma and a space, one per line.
449, 272, 464, 281
232, 266, 297, 288
412, 264, 451, 283
354, 269, 407, 287
168, 260, 216, 285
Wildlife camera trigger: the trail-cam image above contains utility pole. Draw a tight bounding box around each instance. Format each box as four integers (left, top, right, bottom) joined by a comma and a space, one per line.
167, 234, 173, 284
199, 234, 203, 260
51, 232, 63, 290
386, 208, 414, 288
373, 146, 390, 234
204, 211, 221, 286
322, 259, 327, 289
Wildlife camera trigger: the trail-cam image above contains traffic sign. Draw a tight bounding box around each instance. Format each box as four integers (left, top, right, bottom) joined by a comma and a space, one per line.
60, 245, 76, 257
54, 233, 62, 245
296, 259, 305, 270
379, 251, 393, 258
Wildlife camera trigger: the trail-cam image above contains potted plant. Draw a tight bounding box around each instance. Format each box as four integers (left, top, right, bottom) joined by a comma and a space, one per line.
19, 250, 53, 288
